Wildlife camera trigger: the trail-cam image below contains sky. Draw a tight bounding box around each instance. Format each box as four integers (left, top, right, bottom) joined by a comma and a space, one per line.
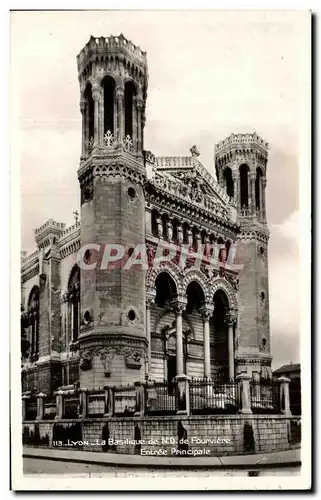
11, 10, 310, 369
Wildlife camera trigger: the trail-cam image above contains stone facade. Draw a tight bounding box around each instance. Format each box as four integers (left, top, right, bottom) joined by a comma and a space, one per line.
21, 34, 272, 395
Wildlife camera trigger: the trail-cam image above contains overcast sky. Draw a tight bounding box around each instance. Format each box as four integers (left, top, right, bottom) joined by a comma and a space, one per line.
12, 10, 309, 369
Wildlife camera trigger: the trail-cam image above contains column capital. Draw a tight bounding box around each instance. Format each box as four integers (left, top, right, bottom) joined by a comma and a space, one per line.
236, 372, 252, 381
225, 310, 238, 326
262, 177, 267, 188
171, 297, 187, 313
249, 171, 256, 181
146, 292, 156, 308
60, 292, 69, 304
116, 87, 124, 101
200, 304, 214, 319
276, 376, 291, 384
136, 97, 144, 110
92, 89, 101, 102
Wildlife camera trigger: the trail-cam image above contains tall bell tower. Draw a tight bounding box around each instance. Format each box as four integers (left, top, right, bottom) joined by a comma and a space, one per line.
215, 133, 272, 378
76, 35, 148, 388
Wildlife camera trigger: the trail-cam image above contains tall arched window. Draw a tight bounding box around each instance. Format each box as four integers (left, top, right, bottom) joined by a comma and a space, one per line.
186, 281, 205, 315
223, 167, 234, 198
213, 290, 229, 379
68, 265, 80, 343
28, 286, 40, 359
155, 272, 177, 309
239, 164, 250, 208
84, 83, 94, 144
255, 167, 263, 211
102, 76, 115, 135
124, 81, 137, 138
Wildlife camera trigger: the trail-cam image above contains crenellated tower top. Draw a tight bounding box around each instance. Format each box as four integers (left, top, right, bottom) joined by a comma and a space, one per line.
214, 132, 269, 223
77, 34, 148, 161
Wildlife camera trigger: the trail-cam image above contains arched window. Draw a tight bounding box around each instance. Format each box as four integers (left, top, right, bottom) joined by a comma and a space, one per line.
255, 167, 263, 210
223, 167, 234, 197
239, 164, 250, 208
84, 83, 94, 144
213, 290, 229, 377
68, 265, 80, 343
186, 281, 205, 315
28, 286, 40, 359
155, 272, 177, 309
102, 76, 115, 135
124, 81, 137, 138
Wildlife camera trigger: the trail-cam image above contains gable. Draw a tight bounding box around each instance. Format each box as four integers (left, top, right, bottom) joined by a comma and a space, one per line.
153, 147, 234, 209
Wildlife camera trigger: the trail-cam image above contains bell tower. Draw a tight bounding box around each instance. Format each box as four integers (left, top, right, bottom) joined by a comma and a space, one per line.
76, 35, 148, 388
215, 133, 272, 378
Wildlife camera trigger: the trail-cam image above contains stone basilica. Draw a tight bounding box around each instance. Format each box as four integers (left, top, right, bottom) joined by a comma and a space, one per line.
21, 34, 271, 396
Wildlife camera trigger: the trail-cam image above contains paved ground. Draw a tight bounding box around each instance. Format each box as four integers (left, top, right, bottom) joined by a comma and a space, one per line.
24, 457, 301, 477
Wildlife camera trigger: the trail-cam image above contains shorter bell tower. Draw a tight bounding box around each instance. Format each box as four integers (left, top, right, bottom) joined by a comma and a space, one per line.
215, 133, 272, 378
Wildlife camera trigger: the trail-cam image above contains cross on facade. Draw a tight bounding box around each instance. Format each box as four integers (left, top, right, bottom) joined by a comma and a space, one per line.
73, 210, 79, 224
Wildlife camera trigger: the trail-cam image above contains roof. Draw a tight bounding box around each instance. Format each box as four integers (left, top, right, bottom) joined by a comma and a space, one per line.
273, 363, 301, 375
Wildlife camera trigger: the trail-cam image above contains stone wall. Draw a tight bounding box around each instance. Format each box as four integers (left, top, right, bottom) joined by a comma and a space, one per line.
22, 414, 300, 457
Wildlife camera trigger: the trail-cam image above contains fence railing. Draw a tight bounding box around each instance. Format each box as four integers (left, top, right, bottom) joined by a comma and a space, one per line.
87, 390, 105, 417
250, 378, 280, 414
113, 385, 136, 417
22, 374, 293, 421
63, 394, 79, 419
189, 378, 239, 415
145, 382, 178, 415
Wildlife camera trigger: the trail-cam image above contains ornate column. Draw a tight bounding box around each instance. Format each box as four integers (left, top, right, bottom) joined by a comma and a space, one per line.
146, 292, 155, 379
85, 101, 89, 149
136, 97, 144, 154
80, 99, 86, 157
225, 311, 237, 380
200, 305, 214, 378
261, 177, 267, 220
237, 174, 241, 210
100, 92, 104, 143
232, 170, 238, 202
132, 95, 138, 152
171, 298, 190, 415
92, 87, 101, 146
171, 298, 187, 377
116, 87, 124, 144
249, 172, 256, 215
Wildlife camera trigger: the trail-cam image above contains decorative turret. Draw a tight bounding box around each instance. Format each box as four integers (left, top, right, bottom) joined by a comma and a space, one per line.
77, 34, 148, 160
214, 133, 268, 223
35, 219, 66, 249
